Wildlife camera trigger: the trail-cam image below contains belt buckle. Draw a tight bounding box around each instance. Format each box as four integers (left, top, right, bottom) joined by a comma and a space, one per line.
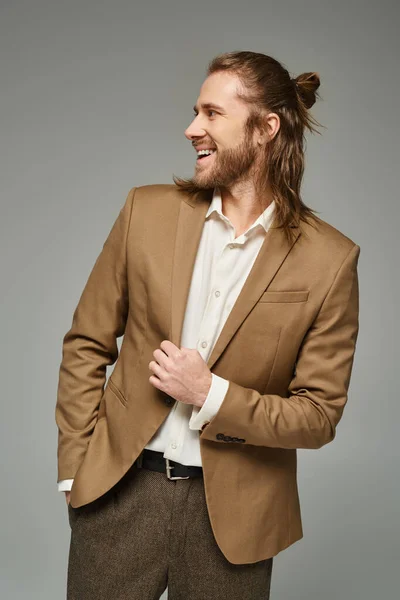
165, 457, 190, 480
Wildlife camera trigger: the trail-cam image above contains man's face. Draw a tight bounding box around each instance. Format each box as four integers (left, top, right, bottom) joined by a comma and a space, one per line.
184, 72, 261, 189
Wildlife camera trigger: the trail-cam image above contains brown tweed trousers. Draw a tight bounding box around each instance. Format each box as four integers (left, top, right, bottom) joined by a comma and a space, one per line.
67, 454, 273, 599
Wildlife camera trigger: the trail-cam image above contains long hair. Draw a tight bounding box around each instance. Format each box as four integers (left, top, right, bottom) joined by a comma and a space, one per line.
173, 51, 324, 244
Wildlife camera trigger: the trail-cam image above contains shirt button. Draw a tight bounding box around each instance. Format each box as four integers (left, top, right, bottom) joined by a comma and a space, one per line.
215, 290, 220, 297
201, 341, 207, 348
171, 442, 177, 449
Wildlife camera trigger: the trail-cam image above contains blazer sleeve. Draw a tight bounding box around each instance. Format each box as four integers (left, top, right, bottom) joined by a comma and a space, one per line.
199, 243, 361, 449
55, 186, 137, 482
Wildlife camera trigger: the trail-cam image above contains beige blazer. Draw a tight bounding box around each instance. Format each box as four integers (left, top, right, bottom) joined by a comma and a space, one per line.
56, 184, 360, 564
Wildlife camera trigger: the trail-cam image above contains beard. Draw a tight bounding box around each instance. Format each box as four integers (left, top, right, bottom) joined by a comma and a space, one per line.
185, 120, 262, 191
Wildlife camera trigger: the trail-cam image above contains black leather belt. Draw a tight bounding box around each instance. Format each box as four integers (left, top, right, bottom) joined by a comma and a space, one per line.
136, 449, 203, 480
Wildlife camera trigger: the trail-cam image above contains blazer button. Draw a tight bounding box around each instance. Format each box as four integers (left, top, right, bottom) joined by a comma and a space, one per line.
164, 397, 174, 406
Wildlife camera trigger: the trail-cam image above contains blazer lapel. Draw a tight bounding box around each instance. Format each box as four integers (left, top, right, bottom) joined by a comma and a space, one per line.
170, 188, 212, 351
169, 188, 301, 371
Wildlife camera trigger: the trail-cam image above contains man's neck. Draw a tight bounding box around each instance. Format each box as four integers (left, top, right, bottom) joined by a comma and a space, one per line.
219, 182, 273, 230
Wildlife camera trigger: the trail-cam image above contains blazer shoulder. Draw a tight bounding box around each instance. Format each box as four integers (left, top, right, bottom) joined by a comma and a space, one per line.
131, 183, 183, 207
300, 214, 360, 258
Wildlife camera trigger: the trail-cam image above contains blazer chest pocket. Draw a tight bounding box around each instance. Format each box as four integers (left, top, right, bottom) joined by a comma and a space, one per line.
258, 290, 309, 303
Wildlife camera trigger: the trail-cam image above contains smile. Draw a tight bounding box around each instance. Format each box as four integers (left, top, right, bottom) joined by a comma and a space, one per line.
196, 150, 216, 164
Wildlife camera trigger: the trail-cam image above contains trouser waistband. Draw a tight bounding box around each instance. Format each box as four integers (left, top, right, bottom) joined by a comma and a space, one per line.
136, 449, 203, 480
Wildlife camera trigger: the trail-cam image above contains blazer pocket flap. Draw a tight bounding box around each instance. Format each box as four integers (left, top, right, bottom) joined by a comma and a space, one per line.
259, 290, 309, 303
107, 377, 128, 407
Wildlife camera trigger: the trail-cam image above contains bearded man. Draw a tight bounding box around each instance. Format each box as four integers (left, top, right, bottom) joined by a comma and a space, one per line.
56, 50, 360, 600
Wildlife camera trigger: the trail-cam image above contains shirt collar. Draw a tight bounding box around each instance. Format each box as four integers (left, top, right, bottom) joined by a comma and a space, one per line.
205, 187, 275, 234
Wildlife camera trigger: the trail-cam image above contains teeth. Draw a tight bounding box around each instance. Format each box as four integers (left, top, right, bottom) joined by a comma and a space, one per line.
197, 149, 216, 156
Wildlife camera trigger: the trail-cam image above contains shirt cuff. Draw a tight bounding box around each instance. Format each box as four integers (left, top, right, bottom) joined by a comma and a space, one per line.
58, 479, 74, 492
189, 374, 229, 430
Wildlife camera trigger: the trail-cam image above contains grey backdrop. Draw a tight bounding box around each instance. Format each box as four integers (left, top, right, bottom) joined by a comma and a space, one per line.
1, 0, 399, 598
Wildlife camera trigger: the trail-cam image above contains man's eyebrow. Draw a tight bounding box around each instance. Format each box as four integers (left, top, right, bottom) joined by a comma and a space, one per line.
193, 102, 225, 113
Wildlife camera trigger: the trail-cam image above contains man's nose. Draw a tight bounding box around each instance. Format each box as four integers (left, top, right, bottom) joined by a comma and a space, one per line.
184, 117, 206, 141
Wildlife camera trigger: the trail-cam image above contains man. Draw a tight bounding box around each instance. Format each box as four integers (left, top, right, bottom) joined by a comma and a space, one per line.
56, 51, 360, 599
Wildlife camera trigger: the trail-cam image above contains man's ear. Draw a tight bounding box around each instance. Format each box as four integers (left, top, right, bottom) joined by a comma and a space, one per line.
255, 111, 280, 145
264, 112, 280, 142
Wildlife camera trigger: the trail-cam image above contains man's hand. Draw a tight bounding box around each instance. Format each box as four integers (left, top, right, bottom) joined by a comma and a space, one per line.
149, 340, 212, 408
65, 491, 71, 506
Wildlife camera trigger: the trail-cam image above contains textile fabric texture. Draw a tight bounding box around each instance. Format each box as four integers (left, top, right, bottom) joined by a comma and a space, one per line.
67, 460, 273, 599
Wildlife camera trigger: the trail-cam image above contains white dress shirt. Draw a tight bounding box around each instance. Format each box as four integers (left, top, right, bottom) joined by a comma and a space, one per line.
58, 187, 276, 491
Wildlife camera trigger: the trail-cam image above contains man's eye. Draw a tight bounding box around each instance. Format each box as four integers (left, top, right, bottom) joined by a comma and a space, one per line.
192, 110, 216, 117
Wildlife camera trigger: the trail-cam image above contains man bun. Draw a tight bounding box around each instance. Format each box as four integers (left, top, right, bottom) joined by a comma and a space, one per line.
293, 72, 321, 109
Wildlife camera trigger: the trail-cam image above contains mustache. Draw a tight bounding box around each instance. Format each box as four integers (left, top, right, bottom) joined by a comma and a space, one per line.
193, 143, 216, 148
